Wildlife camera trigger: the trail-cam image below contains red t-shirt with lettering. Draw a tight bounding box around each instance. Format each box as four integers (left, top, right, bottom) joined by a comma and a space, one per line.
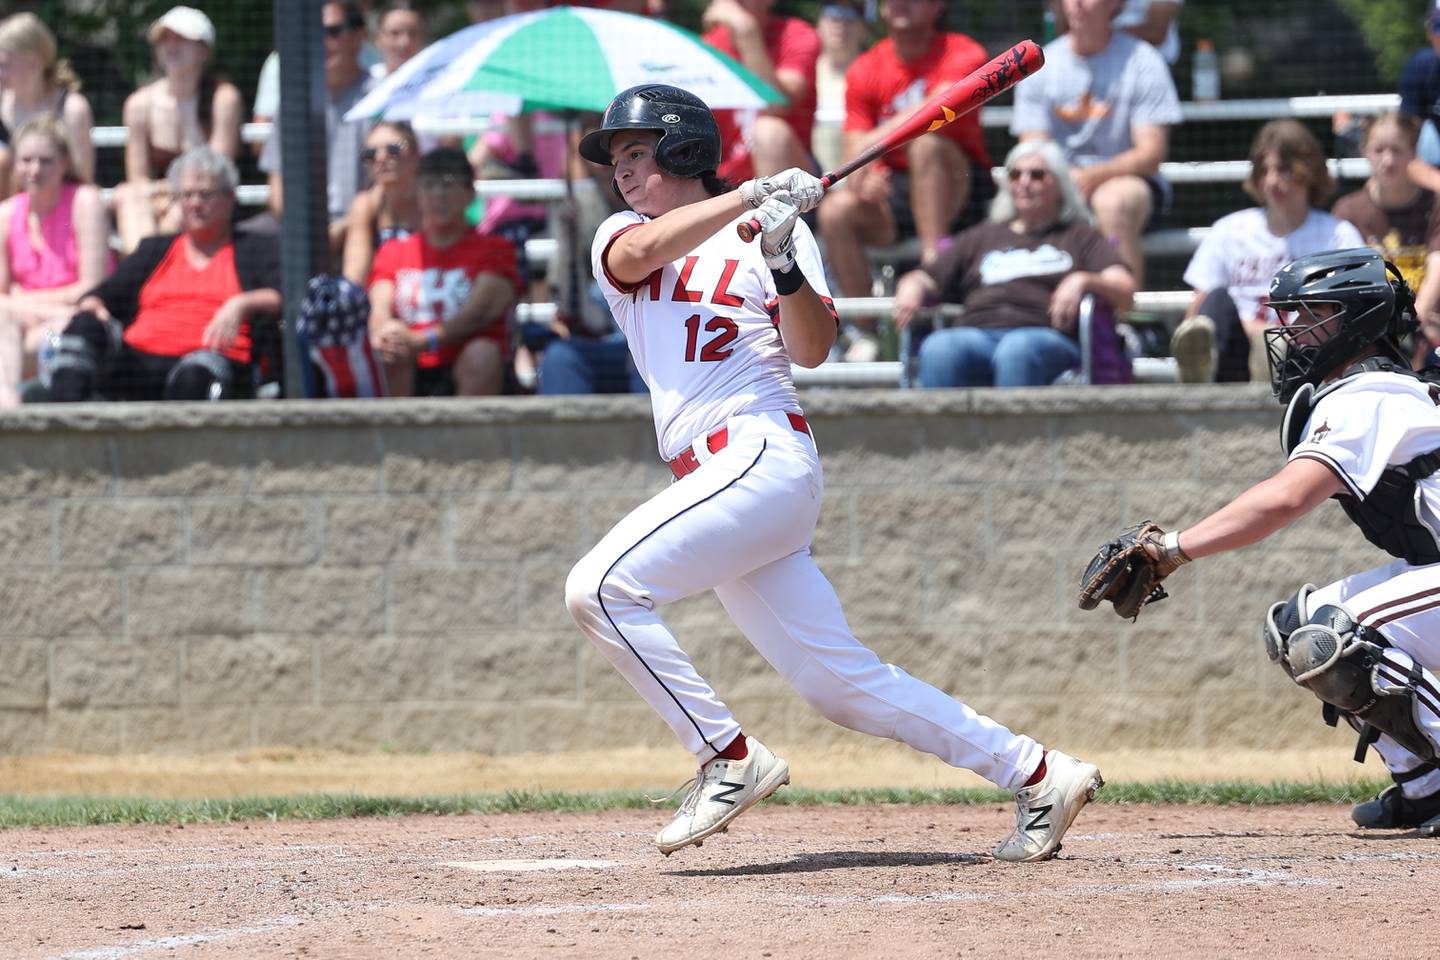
703, 16, 819, 182
844, 33, 993, 174
123, 239, 250, 361
369, 229, 521, 369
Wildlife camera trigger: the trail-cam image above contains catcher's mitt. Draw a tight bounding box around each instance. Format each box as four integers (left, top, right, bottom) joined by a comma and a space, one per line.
1077, 521, 1180, 621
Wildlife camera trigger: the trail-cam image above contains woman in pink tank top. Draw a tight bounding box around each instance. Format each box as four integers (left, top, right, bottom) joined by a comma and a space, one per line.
0, 114, 109, 406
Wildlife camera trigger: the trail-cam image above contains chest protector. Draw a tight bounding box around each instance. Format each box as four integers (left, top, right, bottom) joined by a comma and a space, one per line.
1282, 358, 1440, 566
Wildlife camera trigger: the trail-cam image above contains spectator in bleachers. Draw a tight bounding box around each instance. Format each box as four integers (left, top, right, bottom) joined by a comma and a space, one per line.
112, 7, 244, 256
1052, 0, 1183, 63
0, 12, 95, 189
252, 3, 382, 138
372, 1, 426, 79
1332, 113, 1439, 299
701, 0, 820, 181
44, 147, 282, 403
342, 121, 420, 285
817, 0, 993, 359
1011, 0, 1181, 290
260, 2, 379, 252
812, 1, 867, 175
1170, 119, 1362, 385
1399, 1, 1440, 194
0, 117, 109, 407
367, 147, 520, 397
891, 140, 1135, 388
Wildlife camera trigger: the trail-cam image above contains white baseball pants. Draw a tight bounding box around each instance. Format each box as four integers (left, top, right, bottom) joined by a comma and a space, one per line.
1310, 558, 1440, 798
565, 410, 1043, 792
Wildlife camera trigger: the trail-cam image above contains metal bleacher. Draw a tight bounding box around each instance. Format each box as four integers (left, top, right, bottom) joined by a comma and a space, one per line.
82, 92, 1395, 389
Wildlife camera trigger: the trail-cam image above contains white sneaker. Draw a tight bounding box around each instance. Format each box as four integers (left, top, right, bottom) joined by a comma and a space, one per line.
654, 737, 790, 856
993, 750, 1103, 863
1170, 314, 1217, 383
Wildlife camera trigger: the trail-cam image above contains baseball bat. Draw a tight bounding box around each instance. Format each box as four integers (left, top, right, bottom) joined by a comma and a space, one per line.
737, 38, 1046, 243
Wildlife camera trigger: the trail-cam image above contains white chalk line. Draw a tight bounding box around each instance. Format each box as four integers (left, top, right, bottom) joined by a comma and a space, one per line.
456, 903, 645, 918
443, 859, 619, 873
51, 916, 300, 960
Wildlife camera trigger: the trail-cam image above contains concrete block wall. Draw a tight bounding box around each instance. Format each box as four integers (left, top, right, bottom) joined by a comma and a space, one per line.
0, 388, 1372, 756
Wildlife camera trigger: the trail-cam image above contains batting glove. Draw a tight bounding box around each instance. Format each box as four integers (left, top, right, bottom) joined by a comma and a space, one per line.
739, 167, 825, 213
755, 192, 800, 274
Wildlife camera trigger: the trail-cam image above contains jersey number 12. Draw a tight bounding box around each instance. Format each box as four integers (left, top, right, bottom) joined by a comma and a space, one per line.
683, 314, 738, 362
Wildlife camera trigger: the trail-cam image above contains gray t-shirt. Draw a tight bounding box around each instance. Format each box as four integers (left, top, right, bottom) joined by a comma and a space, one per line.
259, 72, 377, 223
1010, 33, 1181, 169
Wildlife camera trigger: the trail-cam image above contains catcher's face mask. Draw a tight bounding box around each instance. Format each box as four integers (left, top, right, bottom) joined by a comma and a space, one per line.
1265, 299, 1344, 401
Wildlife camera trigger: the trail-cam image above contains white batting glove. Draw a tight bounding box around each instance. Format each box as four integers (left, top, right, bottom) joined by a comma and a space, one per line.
755, 191, 800, 274
739, 167, 825, 213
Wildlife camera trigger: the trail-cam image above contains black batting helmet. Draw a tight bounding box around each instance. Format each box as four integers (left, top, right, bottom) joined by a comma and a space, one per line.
1263, 248, 1418, 402
578, 84, 721, 179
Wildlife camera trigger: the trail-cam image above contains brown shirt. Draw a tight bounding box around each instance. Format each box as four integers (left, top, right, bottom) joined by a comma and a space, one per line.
926, 219, 1126, 331
1332, 187, 1440, 291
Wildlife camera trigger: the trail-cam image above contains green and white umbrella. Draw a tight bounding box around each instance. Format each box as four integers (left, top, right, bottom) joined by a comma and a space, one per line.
345, 5, 786, 123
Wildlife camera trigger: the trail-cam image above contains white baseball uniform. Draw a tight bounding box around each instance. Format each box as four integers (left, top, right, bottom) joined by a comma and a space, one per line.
1290, 370, 1440, 798
564, 207, 1044, 792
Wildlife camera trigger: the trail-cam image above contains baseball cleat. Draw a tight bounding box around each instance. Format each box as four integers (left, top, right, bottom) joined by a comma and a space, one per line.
993, 750, 1103, 863
655, 736, 790, 856
1352, 783, 1440, 831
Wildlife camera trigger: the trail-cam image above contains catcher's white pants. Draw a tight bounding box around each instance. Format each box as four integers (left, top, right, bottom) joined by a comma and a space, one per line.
1310, 559, 1440, 798
565, 409, 1043, 792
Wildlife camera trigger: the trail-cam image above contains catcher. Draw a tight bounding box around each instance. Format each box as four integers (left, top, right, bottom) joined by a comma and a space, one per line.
1080, 248, 1440, 834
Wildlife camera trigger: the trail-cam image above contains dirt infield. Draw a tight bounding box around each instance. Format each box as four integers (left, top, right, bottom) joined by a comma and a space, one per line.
4, 799, 1437, 960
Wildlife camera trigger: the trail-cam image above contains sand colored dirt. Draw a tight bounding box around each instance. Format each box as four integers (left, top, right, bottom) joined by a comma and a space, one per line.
0, 746, 1378, 798
4, 801, 1437, 960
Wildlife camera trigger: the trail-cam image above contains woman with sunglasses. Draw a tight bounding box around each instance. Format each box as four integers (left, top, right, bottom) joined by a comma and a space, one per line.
892, 140, 1136, 388
342, 121, 421, 285
111, 7, 244, 255
367, 147, 521, 397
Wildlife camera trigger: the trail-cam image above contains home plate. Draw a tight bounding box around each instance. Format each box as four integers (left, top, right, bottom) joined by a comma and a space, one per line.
444, 859, 618, 873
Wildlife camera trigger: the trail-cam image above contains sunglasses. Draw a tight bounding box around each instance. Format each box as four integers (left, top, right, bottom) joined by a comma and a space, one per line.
361, 142, 408, 163
1007, 168, 1051, 183
322, 18, 365, 38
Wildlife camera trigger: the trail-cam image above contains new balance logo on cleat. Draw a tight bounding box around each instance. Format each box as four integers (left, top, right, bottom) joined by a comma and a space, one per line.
993, 751, 1104, 863
655, 737, 791, 855
711, 780, 745, 806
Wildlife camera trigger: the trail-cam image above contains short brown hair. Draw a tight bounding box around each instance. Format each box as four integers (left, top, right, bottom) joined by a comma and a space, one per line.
1243, 119, 1334, 207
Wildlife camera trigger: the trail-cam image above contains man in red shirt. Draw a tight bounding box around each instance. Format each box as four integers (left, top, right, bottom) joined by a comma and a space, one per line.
702, 0, 820, 182
47, 147, 282, 401
817, 0, 994, 314
368, 147, 520, 396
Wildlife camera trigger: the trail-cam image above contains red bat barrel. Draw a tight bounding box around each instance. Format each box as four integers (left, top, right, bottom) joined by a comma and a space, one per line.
737, 39, 1045, 244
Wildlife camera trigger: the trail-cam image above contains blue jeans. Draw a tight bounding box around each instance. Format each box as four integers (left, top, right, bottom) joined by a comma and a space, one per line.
917, 326, 1081, 388
538, 334, 648, 395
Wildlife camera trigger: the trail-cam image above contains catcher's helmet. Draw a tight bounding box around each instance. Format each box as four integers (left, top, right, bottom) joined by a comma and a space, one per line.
1263, 248, 1418, 402
578, 84, 721, 179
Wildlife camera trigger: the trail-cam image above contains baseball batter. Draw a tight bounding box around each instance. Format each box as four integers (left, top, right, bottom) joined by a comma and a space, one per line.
1079, 248, 1440, 833
565, 83, 1103, 862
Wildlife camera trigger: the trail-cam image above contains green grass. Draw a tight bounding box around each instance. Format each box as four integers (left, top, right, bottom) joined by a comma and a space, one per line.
0, 779, 1391, 829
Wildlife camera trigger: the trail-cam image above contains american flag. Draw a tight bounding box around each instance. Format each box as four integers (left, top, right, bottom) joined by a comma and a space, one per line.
297, 275, 387, 399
